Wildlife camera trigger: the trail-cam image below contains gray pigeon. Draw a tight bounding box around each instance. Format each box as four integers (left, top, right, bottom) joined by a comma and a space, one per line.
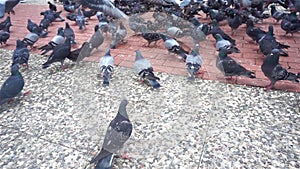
99, 48, 114, 87
186, 44, 203, 81
261, 49, 300, 91
217, 47, 256, 79
90, 99, 132, 169
110, 21, 127, 49
22, 30, 39, 49
215, 34, 240, 53
89, 25, 104, 52
12, 39, 30, 68
160, 34, 188, 60
134, 50, 160, 88
79, 0, 128, 19
38, 27, 65, 55
0, 64, 26, 105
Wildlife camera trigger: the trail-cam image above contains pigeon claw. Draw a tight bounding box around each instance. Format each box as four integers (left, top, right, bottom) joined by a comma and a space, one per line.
23, 91, 30, 96
121, 152, 131, 160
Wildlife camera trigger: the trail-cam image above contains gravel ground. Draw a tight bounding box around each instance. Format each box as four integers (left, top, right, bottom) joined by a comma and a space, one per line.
0, 1, 300, 169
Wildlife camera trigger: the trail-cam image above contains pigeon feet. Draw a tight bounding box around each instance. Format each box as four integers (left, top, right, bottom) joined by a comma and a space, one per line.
121, 152, 131, 160
23, 91, 30, 96
61, 65, 68, 70
265, 83, 273, 91
225, 76, 233, 80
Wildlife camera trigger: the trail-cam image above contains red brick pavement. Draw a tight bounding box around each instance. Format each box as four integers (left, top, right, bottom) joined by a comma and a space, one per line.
1, 4, 300, 92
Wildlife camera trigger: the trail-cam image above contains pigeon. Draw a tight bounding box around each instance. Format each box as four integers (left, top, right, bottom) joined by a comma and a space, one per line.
67, 41, 92, 62
246, 19, 266, 42
12, 39, 30, 68
134, 50, 161, 88
0, 64, 25, 106
39, 18, 51, 32
129, 14, 146, 35
160, 34, 188, 60
40, 9, 64, 23
189, 18, 210, 44
216, 47, 256, 79
38, 27, 65, 55
227, 10, 242, 35
261, 48, 300, 90
82, 8, 97, 19
99, 48, 114, 86
110, 21, 127, 49
186, 44, 203, 81
281, 14, 300, 36
79, 0, 128, 19
215, 34, 240, 53
0, 23, 10, 45
0, 0, 21, 18
27, 19, 42, 34
90, 99, 132, 169
22, 30, 39, 49
0, 15, 11, 30
141, 25, 162, 47
270, 5, 286, 23
76, 8, 86, 30
209, 20, 236, 45
97, 12, 109, 34
258, 25, 289, 56
64, 22, 76, 44
63, 0, 80, 13
89, 25, 104, 52
48, 1, 57, 11
42, 38, 71, 69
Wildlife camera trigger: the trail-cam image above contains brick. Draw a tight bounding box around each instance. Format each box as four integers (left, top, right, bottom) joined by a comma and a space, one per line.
148, 59, 166, 66
236, 78, 269, 88
274, 82, 300, 92
119, 61, 134, 68
153, 65, 174, 74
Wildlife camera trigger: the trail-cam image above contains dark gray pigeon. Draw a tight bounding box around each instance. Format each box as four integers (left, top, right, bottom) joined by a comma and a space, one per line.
99, 48, 114, 86
186, 44, 203, 81
75, 8, 86, 30
38, 27, 65, 55
216, 47, 256, 79
0, 64, 25, 105
0, 23, 10, 45
261, 49, 300, 91
0, 0, 20, 18
42, 38, 71, 69
12, 39, 30, 68
90, 99, 132, 169
66, 41, 92, 63
141, 25, 162, 47
134, 50, 160, 88
64, 22, 76, 44
0, 15, 11, 30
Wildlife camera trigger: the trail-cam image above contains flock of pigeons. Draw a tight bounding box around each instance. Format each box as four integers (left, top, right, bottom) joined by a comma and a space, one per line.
1, 0, 300, 168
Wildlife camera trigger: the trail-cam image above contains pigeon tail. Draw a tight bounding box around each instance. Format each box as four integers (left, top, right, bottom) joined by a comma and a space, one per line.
42, 62, 50, 69
147, 79, 161, 88
243, 71, 256, 78
179, 53, 187, 60
285, 72, 299, 82
102, 70, 111, 87
94, 153, 113, 169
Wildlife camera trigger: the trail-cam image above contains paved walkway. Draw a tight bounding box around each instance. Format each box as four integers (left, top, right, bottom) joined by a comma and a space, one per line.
1, 4, 300, 93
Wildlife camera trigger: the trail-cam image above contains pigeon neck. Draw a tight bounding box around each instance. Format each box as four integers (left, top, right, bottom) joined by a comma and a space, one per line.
118, 100, 129, 119
218, 51, 227, 58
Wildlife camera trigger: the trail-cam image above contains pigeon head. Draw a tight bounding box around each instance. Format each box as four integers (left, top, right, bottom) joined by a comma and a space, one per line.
11, 64, 21, 76
189, 17, 201, 27
65, 22, 70, 28
16, 39, 25, 48
214, 34, 223, 41
135, 50, 143, 61
94, 25, 99, 32
192, 44, 200, 55
246, 19, 254, 27
271, 49, 280, 55
119, 22, 125, 29
267, 25, 274, 36
118, 99, 129, 119
58, 27, 64, 35
77, 8, 82, 15
104, 48, 111, 56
